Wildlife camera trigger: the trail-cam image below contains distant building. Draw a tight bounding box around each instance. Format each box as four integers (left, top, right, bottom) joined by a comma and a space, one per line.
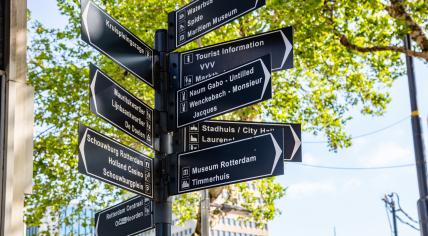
27, 184, 268, 236
27, 207, 268, 236
26, 207, 94, 236
26, 226, 38, 236
140, 214, 268, 236
142, 183, 269, 236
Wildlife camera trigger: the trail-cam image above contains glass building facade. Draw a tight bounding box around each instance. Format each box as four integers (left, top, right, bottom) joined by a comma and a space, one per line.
59, 207, 94, 235
26, 207, 94, 236
27, 211, 268, 236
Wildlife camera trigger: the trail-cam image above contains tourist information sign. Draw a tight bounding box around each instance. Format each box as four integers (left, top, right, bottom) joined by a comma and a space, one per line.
168, 0, 266, 50
177, 27, 293, 88
81, 0, 154, 86
89, 64, 154, 148
176, 55, 272, 128
182, 120, 302, 162
172, 131, 284, 194
95, 196, 154, 236
78, 125, 153, 198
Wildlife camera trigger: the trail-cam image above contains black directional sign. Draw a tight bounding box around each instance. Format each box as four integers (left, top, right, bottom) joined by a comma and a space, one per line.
183, 120, 302, 162
78, 124, 153, 198
177, 27, 293, 88
176, 55, 272, 128
168, 0, 266, 50
95, 196, 154, 236
89, 64, 154, 148
80, 0, 154, 87
173, 131, 284, 194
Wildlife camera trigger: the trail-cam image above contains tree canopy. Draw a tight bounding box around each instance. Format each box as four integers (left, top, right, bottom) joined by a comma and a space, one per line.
26, 0, 428, 234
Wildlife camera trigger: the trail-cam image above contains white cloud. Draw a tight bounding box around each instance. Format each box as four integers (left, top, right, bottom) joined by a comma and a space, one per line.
353, 137, 368, 146
364, 143, 413, 167
287, 181, 337, 198
302, 153, 322, 165
342, 178, 363, 190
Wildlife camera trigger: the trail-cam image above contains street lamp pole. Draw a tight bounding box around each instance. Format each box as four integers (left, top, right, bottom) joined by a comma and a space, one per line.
403, 34, 428, 236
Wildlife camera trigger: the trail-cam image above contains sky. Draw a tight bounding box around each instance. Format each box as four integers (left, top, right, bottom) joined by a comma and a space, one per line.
28, 1, 428, 236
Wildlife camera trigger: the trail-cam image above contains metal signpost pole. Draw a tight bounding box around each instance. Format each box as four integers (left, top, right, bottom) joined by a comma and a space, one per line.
154, 29, 172, 236
404, 34, 428, 236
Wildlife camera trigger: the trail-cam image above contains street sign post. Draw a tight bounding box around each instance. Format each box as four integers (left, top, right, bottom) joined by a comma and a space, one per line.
176, 55, 272, 128
95, 196, 154, 236
172, 131, 284, 194
78, 124, 153, 198
89, 64, 154, 148
168, 0, 266, 50
78, 0, 300, 234
176, 27, 293, 88
182, 120, 302, 162
80, 0, 154, 86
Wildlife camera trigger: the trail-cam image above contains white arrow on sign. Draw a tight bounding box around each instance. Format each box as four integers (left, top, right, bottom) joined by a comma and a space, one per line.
270, 133, 283, 174
90, 69, 98, 113
280, 30, 293, 70
78, 128, 89, 173
82, 1, 91, 41
261, 58, 272, 99
287, 125, 301, 161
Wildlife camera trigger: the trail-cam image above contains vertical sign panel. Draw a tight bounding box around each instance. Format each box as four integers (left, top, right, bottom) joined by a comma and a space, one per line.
89, 64, 154, 148
176, 55, 272, 128
168, 0, 266, 50
174, 131, 284, 194
183, 120, 302, 162
80, 0, 154, 86
178, 27, 293, 88
95, 196, 154, 236
78, 124, 153, 198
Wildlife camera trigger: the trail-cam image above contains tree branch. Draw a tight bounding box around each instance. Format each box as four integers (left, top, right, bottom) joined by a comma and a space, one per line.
211, 203, 252, 216
339, 35, 428, 60
209, 187, 225, 203
386, 0, 428, 52
322, 0, 428, 62
192, 187, 227, 236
